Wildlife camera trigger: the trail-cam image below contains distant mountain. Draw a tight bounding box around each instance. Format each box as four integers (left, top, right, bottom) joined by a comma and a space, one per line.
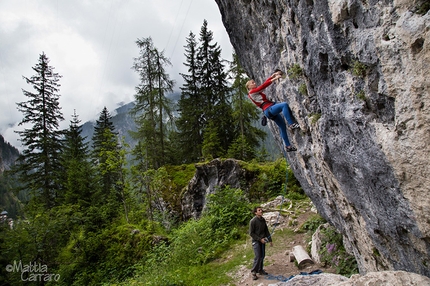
0, 134, 19, 173
79, 93, 280, 160
80, 92, 181, 149
80, 101, 138, 148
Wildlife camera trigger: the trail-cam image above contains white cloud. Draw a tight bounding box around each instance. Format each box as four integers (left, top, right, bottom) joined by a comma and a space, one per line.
0, 0, 233, 149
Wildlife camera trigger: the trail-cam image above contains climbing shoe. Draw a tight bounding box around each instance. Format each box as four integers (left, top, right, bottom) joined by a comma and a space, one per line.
251, 272, 258, 280
289, 123, 300, 129
286, 146, 297, 152
259, 270, 269, 275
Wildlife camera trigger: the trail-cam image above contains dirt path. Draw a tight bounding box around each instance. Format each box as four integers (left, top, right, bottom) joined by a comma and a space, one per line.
229, 201, 336, 285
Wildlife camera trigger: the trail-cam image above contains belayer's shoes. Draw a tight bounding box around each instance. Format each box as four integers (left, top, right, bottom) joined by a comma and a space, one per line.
289, 123, 300, 130
286, 146, 297, 152
251, 271, 258, 280
259, 270, 269, 275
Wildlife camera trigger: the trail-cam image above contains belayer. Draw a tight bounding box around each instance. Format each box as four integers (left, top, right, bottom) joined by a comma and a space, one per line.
246, 69, 300, 152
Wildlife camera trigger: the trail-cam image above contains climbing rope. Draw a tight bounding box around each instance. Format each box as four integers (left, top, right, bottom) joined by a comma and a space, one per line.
266, 269, 323, 282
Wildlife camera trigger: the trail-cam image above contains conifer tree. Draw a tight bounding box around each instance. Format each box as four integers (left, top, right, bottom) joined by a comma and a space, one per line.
227, 53, 266, 160
15, 52, 64, 209
176, 32, 204, 162
131, 37, 174, 169
209, 45, 234, 153
177, 21, 233, 161
91, 107, 123, 220
197, 20, 233, 157
61, 111, 94, 207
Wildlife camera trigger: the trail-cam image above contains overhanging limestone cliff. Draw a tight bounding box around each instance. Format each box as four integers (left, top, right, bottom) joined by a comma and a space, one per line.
215, 0, 430, 277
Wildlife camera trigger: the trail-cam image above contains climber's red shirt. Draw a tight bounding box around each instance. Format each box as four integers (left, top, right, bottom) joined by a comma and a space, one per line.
248, 77, 275, 111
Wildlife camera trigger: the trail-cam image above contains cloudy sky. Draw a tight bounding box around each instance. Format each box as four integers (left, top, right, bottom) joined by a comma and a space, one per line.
0, 0, 233, 149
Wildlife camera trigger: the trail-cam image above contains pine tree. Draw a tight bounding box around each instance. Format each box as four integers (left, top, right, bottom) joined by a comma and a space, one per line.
176, 32, 204, 162
196, 19, 218, 119
91, 107, 123, 221
227, 53, 266, 160
202, 120, 224, 160
131, 37, 174, 169
61, 111, 94, 207
197, 20, 233, 157
15, 52, 64, 209
177, 20, 233, 161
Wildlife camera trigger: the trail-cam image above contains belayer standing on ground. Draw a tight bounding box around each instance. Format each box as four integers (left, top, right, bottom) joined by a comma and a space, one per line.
246, 70, 300, 152
249, 206, 272, 280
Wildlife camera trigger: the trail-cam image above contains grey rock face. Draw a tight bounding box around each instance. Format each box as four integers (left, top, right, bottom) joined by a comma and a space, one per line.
270, 271, 430, 286
215, 0, 429, 277
181, 159, 246, 220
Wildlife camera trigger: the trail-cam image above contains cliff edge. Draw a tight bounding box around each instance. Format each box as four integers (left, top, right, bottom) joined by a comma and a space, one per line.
215, 0, 429, 277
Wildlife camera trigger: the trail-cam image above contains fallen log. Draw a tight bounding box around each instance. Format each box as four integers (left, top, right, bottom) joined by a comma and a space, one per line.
289, 245, 314, 268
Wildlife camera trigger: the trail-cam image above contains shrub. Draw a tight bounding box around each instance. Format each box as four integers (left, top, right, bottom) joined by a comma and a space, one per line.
300, 214, 326, 233
287, 64, 303, 80
298, 83, 308, 96
351, 60, 367, 77
319, 225, 358, 277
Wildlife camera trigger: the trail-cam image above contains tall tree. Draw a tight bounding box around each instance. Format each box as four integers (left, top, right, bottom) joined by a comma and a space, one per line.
15, 52, 64, 209
176, 31, 204, 162
60, 110, 94, 207
227, 53, 266, 160
177, 21, 233, 161
197, 20, 233, 158
131, 37, 174, 169
91, 107, 123, 221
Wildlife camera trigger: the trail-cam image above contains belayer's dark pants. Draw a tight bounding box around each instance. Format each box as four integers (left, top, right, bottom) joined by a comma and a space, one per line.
251, 241, 266, 273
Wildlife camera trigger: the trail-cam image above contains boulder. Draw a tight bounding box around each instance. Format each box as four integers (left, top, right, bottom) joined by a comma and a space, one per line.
215, 0, 430, 277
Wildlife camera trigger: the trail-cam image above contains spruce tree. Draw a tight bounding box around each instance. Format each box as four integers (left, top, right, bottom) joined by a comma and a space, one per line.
197, 20, 233, 157
227, 53, 266, 160
91, 107, 123, 221
131, 37, 174, 169
176, 32, 204, 162
61, 111, 94, 207
15, 52, 64, 209
177, 21, 233, 161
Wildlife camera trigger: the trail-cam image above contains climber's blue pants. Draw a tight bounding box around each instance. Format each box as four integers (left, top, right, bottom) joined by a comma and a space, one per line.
264, 102, 294, 147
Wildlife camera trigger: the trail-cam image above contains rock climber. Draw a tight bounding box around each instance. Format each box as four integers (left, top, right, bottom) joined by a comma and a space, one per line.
249, 206, 272, 280
246, 70, 300, 152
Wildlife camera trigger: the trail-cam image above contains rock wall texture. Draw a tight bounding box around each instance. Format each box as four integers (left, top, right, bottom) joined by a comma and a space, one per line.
277, 270, 430, 286
215, 0, 429, 277
181, 159, 246, 220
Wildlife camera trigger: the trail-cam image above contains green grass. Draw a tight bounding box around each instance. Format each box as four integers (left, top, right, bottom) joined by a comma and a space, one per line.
118, 231, 254, 286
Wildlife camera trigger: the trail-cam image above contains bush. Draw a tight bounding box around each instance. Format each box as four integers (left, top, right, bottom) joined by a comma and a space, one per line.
298, 83, 308, 96
351, 60, 367, 77
287, 64, 303, 80
318, 225, 358, 277
128, 186, 253, 285
300, 214, 326, 233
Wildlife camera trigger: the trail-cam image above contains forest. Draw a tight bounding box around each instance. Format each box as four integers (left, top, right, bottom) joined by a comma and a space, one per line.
0, 20, 306, 285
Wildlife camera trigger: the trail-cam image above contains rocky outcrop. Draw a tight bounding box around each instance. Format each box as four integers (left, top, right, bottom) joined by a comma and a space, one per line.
215, 0, 429, 277
271, 270, 430, 286
0, 134, 19, 173
181, 159, 246, 220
